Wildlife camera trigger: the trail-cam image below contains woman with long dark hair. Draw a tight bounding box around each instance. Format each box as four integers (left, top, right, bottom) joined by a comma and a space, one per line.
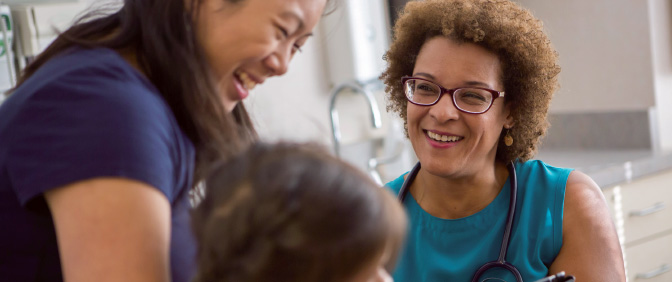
0, 0, 329, 281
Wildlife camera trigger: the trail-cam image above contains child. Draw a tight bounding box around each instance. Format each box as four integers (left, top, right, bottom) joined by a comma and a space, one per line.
191, 142, 407, 282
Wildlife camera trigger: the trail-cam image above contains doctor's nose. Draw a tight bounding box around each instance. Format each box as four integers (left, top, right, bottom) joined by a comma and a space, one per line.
429, 94, 460, 122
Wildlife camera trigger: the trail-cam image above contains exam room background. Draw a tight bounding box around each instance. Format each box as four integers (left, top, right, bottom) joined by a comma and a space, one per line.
5, 1, 672, 280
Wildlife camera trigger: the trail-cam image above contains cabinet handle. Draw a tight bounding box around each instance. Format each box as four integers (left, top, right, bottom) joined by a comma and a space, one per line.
635, 264, 671, 279
629, 202, 666, 217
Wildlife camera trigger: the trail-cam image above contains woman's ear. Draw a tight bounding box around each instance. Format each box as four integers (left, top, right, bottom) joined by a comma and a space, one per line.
503, 105, 515, 129
504, 121, 515, 129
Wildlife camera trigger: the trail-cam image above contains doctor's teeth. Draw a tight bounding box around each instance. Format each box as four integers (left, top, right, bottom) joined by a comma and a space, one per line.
428, 131, 461, 142
238, 72, 257, 90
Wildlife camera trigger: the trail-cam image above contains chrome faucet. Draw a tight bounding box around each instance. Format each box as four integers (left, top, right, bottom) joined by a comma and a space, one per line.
328, 82, 382, 158
367, 140, 405, 185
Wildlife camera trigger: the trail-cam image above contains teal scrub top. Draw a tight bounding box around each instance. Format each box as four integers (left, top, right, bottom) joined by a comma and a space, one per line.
386, 160, 572, 282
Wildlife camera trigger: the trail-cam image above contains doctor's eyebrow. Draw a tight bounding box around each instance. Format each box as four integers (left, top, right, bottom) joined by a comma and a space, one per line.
413, 72, 436, 80
413, 72, 495, 89
463, 81, 495, 89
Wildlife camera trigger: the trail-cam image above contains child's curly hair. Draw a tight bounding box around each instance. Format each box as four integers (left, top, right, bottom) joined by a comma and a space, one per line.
191, 142, 406, 282
381, 0, 561, 162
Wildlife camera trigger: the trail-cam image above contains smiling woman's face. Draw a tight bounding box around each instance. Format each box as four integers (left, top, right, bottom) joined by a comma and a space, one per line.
407, 37, 513, 178
195, 0, 326, 112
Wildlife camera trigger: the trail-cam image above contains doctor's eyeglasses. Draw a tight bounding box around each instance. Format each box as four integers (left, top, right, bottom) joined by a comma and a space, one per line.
401, 76, 505, 114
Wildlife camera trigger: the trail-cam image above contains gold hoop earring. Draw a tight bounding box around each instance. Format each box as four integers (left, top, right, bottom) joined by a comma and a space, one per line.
504, 128, 514, 147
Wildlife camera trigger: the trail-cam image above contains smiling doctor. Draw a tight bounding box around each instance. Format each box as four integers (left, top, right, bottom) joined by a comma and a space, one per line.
380, 0, 626, 281
0, 0, 328, 281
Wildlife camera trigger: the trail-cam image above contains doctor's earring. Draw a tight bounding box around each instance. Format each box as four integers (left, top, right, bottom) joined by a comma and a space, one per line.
504, 128, 514, 147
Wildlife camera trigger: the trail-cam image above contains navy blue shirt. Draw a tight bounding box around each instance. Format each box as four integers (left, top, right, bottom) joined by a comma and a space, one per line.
0, 47, 197, 281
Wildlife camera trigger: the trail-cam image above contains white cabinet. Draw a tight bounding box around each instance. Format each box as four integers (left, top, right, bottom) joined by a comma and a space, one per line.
602, 169, 672, 281
626, 233, 672, 282
9, 1, 88, 66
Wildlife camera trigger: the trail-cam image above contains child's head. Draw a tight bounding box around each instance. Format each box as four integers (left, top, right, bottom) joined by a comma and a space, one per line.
191, 142, 407, 282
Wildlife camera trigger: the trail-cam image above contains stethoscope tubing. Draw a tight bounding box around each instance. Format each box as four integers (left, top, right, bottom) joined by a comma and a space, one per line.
396, 161, 523, 282
397, 162, 421, 203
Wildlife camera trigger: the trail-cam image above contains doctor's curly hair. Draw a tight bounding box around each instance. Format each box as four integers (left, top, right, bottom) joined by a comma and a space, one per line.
381, 0, 561, 163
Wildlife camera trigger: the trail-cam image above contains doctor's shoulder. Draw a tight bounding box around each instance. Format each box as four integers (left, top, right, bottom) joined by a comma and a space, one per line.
546, 166, 626, 281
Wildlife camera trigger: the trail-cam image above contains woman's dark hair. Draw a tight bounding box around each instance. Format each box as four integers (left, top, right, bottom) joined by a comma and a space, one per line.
191, 142, 406, 282
381, 0, 561, 163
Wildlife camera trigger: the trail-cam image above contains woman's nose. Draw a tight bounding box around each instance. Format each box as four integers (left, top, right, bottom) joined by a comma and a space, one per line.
264, 46, 291, 76
429, 93, 460, 122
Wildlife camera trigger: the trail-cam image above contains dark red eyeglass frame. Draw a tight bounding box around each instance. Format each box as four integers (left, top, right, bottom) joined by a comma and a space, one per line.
401, 76, 505, 114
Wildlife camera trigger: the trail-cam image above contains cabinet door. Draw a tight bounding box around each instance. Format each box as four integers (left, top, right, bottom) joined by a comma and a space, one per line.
626, 233, 672, 282
606, 170, 672, 245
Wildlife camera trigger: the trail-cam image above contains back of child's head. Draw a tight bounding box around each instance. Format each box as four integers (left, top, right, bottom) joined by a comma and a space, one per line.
191, 142, 406, 282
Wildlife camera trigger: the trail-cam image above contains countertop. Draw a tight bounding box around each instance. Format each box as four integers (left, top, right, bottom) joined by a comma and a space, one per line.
535, 149, 672, 189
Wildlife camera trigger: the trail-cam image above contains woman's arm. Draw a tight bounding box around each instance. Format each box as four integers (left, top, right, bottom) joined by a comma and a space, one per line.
45, 178, 171, 282
548, 171, 626, 281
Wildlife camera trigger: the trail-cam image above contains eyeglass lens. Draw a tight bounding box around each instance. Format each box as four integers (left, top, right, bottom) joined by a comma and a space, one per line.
404, 79, 494, 113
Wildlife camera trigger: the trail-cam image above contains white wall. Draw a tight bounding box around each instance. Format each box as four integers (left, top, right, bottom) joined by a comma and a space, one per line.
648, 0, 672, 151
243, 28, 334, 145
517, 0, 672, 150
517, 0, 656, 114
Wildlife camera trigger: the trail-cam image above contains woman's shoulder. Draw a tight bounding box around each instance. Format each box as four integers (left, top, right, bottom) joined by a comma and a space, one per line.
15, 47, 158, 103
1, 47, 193, 206
5, 47, 170, 128
516, 159, 574, 183
40, 47, 138, 77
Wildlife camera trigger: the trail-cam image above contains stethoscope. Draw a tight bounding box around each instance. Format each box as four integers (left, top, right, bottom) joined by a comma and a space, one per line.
397, 161, 523, 282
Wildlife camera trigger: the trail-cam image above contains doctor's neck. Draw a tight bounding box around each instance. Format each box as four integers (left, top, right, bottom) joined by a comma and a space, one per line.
410, 161, 510, 219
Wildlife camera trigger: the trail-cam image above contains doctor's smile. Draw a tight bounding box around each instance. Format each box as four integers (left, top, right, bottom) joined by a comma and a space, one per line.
425, 130, 463, 148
